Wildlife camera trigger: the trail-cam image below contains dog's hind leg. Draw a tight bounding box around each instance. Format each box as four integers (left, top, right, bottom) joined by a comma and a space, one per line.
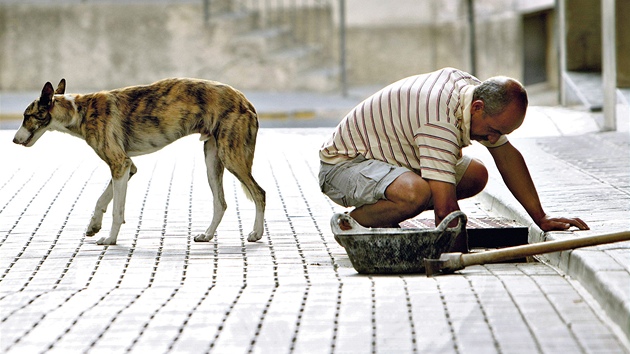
96, 158, 132, 245
236, 171, 265, 242
194, 137, 227, 242
218, 123, 266, 242
87, 163, 137, 237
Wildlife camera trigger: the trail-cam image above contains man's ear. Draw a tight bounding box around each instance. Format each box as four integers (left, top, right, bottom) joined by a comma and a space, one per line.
40, 82, 55, 107
471, 100, 485, 114
55, 78, 66, 95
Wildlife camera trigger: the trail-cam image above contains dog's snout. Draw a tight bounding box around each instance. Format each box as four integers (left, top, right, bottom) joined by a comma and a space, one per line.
13, 126, 32, 146
12, 136, 26, 146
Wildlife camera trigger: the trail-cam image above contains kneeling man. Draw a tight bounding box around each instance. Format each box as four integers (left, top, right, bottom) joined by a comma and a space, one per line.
319, 68, 588, 232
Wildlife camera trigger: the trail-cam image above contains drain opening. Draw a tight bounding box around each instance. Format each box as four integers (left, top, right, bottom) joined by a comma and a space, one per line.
402, 217, 530, 263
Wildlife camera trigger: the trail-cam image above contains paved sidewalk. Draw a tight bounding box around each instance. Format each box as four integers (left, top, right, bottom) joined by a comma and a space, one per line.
1, 125, 629, 353
467, 130, 630, 340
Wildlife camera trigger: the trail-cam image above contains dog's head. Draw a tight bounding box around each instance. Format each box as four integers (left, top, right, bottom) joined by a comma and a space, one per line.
13, 79, 66, 147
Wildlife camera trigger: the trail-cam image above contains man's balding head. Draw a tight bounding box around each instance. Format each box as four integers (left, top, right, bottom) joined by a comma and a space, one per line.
472, 76, 528, 117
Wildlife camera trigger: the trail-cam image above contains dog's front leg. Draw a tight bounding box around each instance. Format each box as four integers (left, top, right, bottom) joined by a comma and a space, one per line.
96, 159, 132, 245
86, 181, 113, 236
87, 163, 137, 237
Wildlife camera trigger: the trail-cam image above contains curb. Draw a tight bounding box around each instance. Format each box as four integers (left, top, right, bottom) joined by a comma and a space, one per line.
0, 114, 21, 120
478, 180, 630, 340
0, 115, 21, 130
257, 110, 316, 120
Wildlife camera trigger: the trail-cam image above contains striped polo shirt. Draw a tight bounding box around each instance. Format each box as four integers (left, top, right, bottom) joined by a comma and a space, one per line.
319, 68, 507, 184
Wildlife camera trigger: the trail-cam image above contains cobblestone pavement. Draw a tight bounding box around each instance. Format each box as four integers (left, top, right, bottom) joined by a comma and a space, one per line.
1, 129, 628, 353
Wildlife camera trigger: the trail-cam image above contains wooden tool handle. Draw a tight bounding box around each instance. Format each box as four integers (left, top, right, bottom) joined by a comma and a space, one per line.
461, 230, 630, 267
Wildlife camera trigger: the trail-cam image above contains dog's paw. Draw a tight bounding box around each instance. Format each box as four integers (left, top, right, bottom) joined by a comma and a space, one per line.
96, 237, 116, 246
194, 233, 213, 242
247, 230, 263, 242
85, 224, 101, 237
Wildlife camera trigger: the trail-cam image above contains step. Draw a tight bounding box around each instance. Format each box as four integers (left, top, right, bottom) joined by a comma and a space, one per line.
230, 27, 295, 56
209, 10, 258, 37
296, 66, 341, 92
208, 0, 233, 15
563, 71, 604, 111
270, 45, 321, 73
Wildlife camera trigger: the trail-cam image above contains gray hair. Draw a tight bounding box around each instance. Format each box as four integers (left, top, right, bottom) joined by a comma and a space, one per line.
473, 77, 528, 116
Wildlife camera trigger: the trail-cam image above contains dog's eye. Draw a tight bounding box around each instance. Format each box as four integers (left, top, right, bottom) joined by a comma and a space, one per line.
34, 110, 48, 120
25, 113, 45, 121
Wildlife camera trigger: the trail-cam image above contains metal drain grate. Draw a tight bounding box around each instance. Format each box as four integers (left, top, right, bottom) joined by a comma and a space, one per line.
401, 217, 529, 249
401, 216, 523, 229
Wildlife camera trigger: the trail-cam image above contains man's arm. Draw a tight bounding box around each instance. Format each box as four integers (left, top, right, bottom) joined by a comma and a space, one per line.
428, 180, 460, 227
487, 142, 589, 231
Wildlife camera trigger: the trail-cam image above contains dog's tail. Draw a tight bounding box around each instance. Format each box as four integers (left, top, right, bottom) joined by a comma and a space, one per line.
238, 175, 265, 206
241, 183, 255, 202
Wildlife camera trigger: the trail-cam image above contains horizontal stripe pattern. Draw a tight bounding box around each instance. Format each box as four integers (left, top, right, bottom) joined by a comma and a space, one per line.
320, 68, 480, 184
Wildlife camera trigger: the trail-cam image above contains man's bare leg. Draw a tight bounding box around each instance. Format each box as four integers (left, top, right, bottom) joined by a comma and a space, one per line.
350, 171, 431, 228
455, 158, 488, 199
349, 159, 488, 228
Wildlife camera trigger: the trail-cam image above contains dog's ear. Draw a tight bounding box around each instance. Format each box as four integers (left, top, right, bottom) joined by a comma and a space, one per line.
39, 82, 55, 108
55, 78, 66, 95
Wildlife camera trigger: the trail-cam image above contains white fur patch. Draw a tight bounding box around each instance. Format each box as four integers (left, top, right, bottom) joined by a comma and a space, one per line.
64, 95, 77, 110
13, 126, 31, 145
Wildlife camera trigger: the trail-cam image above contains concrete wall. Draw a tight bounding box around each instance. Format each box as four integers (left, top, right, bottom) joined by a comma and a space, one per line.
560, 0, 629, 88
563, 0, 602, 72
617, 0, 630, 87
0, 3, 223, 91
1, 1, 554, 91
339, 0, 528, 86
474, 4, 523, 82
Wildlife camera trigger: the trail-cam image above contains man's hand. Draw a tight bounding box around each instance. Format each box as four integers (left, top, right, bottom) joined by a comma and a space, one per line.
537, 215, 590, 231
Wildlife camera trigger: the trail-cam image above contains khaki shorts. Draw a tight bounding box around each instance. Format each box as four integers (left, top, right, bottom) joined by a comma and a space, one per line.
319, 155, 472, 208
